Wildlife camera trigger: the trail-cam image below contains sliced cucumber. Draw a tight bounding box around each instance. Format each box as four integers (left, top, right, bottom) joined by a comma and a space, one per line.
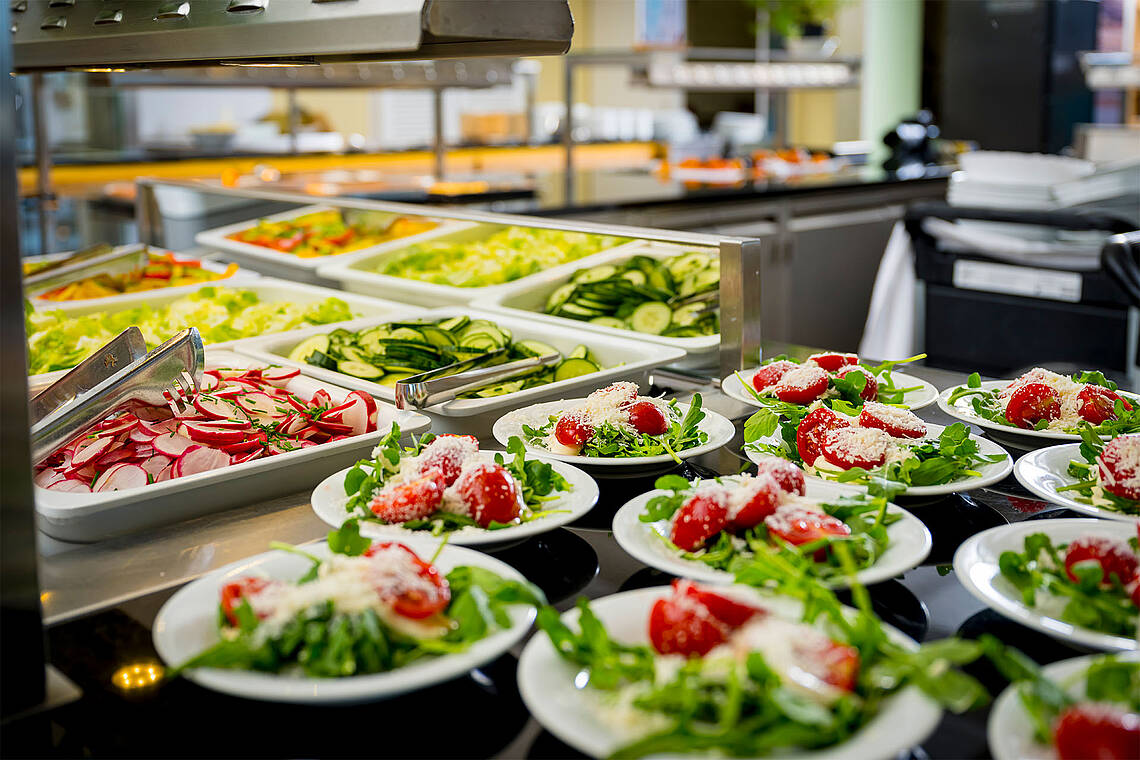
473, 380, 525, 398
420, 326, 456, 348
304, 350, 337, 371
691, 269, 720, 293
339, 345, 369, 363
668, 252, 711, 281
671, 303, 706, 327
388, 327, 425, 342
377, 372, 416, 387
515, 339, 559, 358
337, 360, 384, 379
620, 270, 647, 286
573, 265, 617, 284
589, 316, 626, 329
629, 301, 672, 335
545, 283, 578, 312
554, 357, 600, 382
648, 266, 674, 294
559, 302, 604, 318
288, 334, 330, 363
567, 345, 589, 359
437, 315, 470, 332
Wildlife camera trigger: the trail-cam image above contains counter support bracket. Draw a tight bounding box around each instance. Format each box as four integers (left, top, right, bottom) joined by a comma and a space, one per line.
719, 237, 764, 377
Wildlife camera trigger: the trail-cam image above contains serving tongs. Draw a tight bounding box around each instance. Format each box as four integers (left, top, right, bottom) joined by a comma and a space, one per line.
23, 243, 149, 297
29, 327, 149, 423
395, 349, 561, 410
30, 328, 205, 464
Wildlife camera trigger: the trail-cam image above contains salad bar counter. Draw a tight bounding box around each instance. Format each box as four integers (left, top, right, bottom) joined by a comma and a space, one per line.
9, 186, 1137, 760
14, 351, 1139, 760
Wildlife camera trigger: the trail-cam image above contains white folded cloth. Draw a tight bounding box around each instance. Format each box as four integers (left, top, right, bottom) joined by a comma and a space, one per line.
859, 221, 917, 360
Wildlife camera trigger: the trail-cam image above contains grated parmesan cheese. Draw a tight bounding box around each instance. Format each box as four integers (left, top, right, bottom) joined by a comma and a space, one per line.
1096, 435, 1140, 499
1001, 368, 1085, 430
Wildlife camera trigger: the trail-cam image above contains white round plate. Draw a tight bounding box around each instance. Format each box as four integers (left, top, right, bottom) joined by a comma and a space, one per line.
492, 399, 735, 468
953, 518, 1139, 652
310, 450, 600, 545
153, 538, 537, 703
517, 585, 942, 760
1014, 444, 1140, 523
989, 651, 1140, 760
936, 380, 1140, 444
747, 422, 1013, 497
723, 368, 938, 411
612, 478, 933, 587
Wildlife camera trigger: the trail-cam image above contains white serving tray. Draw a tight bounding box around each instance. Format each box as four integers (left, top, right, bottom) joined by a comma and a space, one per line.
28, 278, 419, 385
27, 247, 260, 311
233, 306, 687, 432
473, 241, 720, 368
194, 204, 467, 285
315, 221, 644, 308
31, 350, 431, 543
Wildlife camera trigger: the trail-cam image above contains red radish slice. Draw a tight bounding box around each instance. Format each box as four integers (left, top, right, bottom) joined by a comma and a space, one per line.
186, 419, 251, 430
95, 416, 139, 435
194, 395, 238, 420
230, 450, 262, 465
262, 367, 301, 386
93, 464, 149, 493
34, 469, 65, 488
49, 478, 92, 493
321, 400, 354, 418
338, 396, 369, 436
95, 448, 136, 468
154, 465, 174, 483
348, 391, 378, 426
283, 394, 307, 412
199, 374, 220, 392
183, 422, 245, 446
222, 437, 263, 454
129, 427, 158, 444
141, 456, 172, 477
313, 419, 353, 435
236, 392, 281, 417
173, 446, 230, 478
72, 437, 115, 467
153, 433, 195, 457
310, 389, 332, 408
213, 383, 246, 398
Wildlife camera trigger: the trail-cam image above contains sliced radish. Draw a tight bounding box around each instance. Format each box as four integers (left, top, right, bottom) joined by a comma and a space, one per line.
153, 433, 195, 457
95, 447, 136, 468
314, 419, 353, 436
230, 449, 263, 465
154, 465, 174, 483
34, 469, 65, 488
129, 426, 158, 444
49, 478, 92, 493
347, 391, 379, 426
262, 367, 301, 386
193, 395, 238, 420
141, 456, 172, 477
338, 396, 369, 436
200, 373, 221, 392
93, 464, 149, 493
310, 389, 332, 408
173, 446, 231, 477
72, 437, 115, 467
183, 422, 246, 446
236, 391, 281, 417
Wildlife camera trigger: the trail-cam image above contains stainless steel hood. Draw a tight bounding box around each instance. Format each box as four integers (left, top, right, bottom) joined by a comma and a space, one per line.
11, 0, 573, 72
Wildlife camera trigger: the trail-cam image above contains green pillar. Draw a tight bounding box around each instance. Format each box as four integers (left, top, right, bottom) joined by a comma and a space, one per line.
860, 0, 923, 166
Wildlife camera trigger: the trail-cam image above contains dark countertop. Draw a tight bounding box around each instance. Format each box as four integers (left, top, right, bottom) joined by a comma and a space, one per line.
4, 352, 1088, 760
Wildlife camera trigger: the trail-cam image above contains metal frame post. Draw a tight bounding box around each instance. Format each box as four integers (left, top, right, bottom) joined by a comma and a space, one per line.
562, 57, 573, 202
31, 71, 53, 255
719, 238, 765, 377
432, 86, 445, 179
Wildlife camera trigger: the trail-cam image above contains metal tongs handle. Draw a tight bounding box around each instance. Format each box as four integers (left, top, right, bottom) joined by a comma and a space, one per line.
30, 328, 204, 464
395, 351, 561, 409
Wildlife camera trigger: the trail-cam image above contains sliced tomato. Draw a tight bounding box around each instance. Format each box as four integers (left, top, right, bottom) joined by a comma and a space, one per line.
454, 462, 523, 527
1004, 382, 1061, 429
751, 360, 797, 392
365, 542, 451, 619
1063, 535, 1139, 586
837, 365, 877, 401
1097, 435, 1140, 501
727, 475, 782, 531
796, 407, 851, 466
857, 402, 927, 439
1077, 384, 1132, 425
818, 427, 890, 470
627, 401, 668, 435
670, 492, 729, 551
1053, 703, 1140, 760
220, 577, 273, 627
808, 352, 858, 372
773, 366, 830, 404
803, 638, 861, 692
554, 414, 594, 447
765, 505, 852, 548
753, 456, 806, 495
677, 580, 764, 627
369, 474, 444, 523
647, 596, 727, 657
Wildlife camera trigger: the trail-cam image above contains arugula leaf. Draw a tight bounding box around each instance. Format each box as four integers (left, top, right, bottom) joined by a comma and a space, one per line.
328, 518, 372, 556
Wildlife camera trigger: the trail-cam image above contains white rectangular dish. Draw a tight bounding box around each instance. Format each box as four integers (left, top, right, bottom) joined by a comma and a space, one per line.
26, 247, 260, 311
28, 278, 419, 384
233, 306, 686, 434
473, 241, 720, 368
194, 204, 467, 285
31, 350, 432, 543
315, 222, 644, 308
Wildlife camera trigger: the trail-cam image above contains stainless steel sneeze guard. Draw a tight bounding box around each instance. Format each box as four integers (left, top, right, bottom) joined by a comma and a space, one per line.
133, 179, 765, 376
12, 0, 574, 71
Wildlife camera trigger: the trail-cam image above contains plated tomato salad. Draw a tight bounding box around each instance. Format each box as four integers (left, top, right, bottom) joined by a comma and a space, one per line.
34, 366, 380, 494
743, 351, 922, 409
340, 426, 571, 535
1061, 432, 1140, 517
170, 528, 543, 678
